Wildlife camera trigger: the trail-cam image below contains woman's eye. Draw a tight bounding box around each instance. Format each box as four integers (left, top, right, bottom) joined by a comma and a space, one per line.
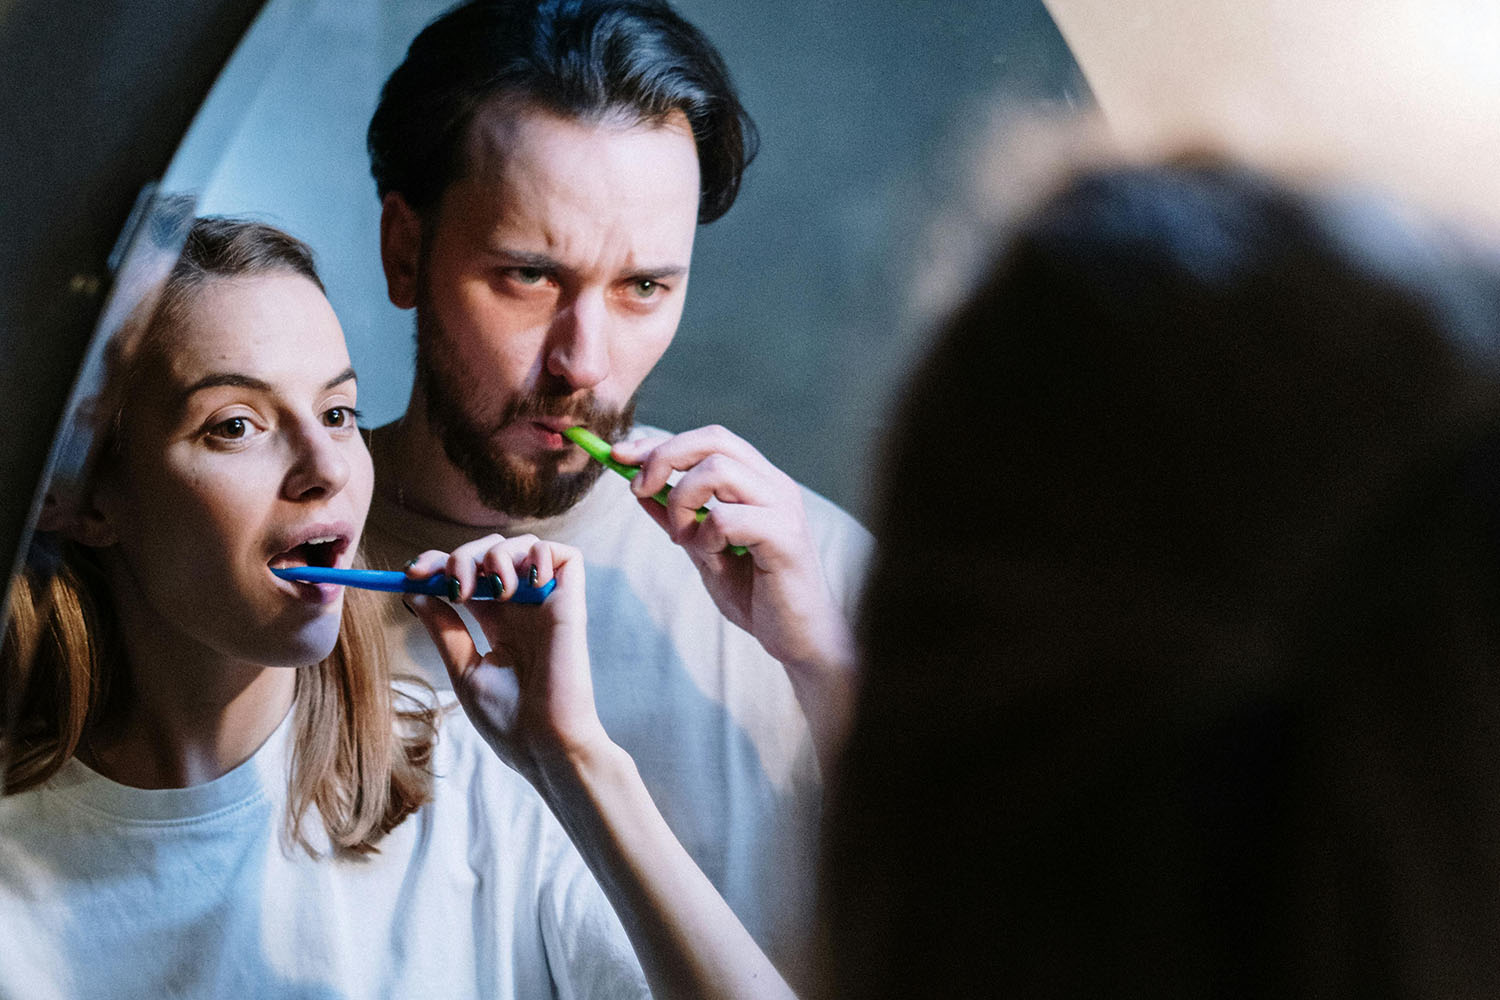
208, 417, 250, 441
323, 406, 360, 429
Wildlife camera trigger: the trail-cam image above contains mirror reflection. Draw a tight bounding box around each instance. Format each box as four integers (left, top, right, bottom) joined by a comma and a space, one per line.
1, 1, 1088, 995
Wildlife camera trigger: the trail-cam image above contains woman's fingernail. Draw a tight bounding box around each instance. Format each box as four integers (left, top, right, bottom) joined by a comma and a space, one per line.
528, 565, 539, 587
490, 572, 506, 596
447, 578, 461, 601
404, 557, 418, 569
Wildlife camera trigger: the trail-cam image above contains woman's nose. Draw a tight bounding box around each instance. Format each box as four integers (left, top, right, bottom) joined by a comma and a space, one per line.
281, 423, 351, 501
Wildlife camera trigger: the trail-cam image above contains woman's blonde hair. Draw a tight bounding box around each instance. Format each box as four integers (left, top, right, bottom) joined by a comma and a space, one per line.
1, 217, 435, 855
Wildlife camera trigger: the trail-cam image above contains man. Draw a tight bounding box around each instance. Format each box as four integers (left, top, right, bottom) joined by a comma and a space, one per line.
360, 0, 871, 977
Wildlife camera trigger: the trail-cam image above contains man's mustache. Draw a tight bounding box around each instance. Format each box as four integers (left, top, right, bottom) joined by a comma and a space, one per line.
492, 391, 631, 436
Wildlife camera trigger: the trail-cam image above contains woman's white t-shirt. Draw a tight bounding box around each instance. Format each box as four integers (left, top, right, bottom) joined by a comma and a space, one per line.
0, 704, 649, 999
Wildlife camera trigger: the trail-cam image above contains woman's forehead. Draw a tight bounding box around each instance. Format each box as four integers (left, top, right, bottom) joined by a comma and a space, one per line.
158, 272, 350, 383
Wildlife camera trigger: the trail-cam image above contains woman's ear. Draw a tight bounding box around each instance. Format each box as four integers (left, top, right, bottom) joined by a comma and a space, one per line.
380, 191, 423, 310
36, 490, 118, 548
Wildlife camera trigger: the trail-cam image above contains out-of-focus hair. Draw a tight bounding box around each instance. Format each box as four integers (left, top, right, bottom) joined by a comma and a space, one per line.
1, 218, 437, 856
367, 0, 756, 222
821, 159, 1500, 997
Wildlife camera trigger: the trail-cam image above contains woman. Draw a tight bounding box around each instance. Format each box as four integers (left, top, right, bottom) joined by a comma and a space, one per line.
0, 218, 793, 999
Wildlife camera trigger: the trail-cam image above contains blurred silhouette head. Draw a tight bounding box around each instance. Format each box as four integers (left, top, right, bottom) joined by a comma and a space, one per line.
822, 158, 1500, 999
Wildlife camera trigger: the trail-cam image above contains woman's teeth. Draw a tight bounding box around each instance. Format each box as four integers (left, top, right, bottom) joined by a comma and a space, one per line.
270, 536, 342, 569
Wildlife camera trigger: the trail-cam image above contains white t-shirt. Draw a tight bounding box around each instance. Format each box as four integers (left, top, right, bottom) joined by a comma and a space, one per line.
0, 705, 649, 1000
363, 426, 873, 979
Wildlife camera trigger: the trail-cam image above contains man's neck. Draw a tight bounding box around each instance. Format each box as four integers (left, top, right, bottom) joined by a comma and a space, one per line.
369, 395, 522, 531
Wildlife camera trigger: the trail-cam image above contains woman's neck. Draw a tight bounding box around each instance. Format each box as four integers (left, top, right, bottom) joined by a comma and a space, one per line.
83, 570, 297, 790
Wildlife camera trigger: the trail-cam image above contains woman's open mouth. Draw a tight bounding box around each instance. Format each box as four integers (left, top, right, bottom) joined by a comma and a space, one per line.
268, 534, 348, 570
268, 527, 354, 604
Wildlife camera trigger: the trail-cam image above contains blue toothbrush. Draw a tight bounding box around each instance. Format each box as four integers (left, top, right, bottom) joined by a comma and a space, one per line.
272, 566, 555, 603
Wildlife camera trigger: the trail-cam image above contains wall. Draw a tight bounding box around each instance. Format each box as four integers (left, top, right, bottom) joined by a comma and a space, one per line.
186, 0, 1089, 519
1046, 0, 1500, 229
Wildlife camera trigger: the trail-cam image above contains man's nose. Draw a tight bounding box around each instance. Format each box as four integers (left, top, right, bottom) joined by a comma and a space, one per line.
544, 292, 611, 391
282, 422, 351, 502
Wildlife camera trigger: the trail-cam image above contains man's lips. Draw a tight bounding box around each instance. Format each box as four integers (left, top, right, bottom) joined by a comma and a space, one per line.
519, 419, 590, 451
530, 416, 581, 433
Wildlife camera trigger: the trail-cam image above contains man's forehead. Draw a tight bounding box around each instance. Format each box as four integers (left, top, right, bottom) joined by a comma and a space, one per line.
460, 98, 696, 184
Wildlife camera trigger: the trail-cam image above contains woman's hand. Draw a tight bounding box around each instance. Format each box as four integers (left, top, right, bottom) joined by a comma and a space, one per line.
403, 534, 608, 786
406, 533, 798, 1000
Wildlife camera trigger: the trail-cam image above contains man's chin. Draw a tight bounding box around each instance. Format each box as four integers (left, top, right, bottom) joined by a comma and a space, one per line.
467, 451, 608, 520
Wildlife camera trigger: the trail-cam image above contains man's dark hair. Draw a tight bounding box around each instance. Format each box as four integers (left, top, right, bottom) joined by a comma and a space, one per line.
367, 0, 757, 223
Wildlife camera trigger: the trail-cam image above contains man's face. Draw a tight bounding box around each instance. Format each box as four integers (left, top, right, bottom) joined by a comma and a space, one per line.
401, 102, 701, 518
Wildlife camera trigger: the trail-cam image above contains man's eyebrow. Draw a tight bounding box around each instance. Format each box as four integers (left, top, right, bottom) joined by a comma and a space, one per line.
488, 248, 561, 271
487, 248, 687, 281
626, 264, 689, 282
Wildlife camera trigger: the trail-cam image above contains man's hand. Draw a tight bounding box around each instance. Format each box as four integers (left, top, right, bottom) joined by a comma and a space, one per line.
612, 426, 856, 769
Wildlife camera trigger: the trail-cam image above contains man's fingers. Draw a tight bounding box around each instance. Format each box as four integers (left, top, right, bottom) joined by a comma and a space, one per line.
615, 424, 772, 500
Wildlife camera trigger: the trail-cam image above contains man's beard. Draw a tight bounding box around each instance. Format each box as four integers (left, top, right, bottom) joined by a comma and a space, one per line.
414, 305, 637, 520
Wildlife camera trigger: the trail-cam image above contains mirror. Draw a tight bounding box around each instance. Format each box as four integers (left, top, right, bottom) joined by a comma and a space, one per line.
1, 0, 1089, 781
0, 0, 290, 787
183, 0, 1090, 520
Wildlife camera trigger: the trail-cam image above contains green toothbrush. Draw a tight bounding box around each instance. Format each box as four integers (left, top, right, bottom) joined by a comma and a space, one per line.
562, 426, 749, 556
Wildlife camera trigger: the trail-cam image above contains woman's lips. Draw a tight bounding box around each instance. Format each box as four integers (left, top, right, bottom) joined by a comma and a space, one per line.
283, 578, 343, 606
267, 524, 355, 605
267, 526, 353, 569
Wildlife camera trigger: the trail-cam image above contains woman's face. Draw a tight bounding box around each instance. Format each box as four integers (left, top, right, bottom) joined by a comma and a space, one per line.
93, 271, 373, 668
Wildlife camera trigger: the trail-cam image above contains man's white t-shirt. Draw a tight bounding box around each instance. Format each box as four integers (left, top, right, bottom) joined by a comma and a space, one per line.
363, 425, 873, 978
0, 705, 649, 1000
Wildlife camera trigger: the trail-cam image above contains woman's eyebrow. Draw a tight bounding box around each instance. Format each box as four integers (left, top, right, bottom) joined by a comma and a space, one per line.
176, 367, 357, 406
177, 372, 271, 405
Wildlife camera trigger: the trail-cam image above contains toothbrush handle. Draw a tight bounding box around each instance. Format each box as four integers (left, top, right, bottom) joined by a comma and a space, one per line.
271, 566, 554, 603
408, 573, 555, 604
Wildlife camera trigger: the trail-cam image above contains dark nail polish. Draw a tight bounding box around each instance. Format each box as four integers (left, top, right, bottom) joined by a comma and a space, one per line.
490, 572, 506, 596
404, 557, 418, 568
447, 578, 461, 601
528, 565, 539, 587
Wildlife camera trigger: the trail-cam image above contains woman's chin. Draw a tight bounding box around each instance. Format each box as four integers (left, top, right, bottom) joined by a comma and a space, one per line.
256, 609, 344, 668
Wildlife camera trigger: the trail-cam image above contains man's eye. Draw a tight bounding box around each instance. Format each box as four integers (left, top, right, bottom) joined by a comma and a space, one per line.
209, 417, 250, 440
512, 267, 547, 285
630, 279, 661, 298
323, 406, 360, 429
